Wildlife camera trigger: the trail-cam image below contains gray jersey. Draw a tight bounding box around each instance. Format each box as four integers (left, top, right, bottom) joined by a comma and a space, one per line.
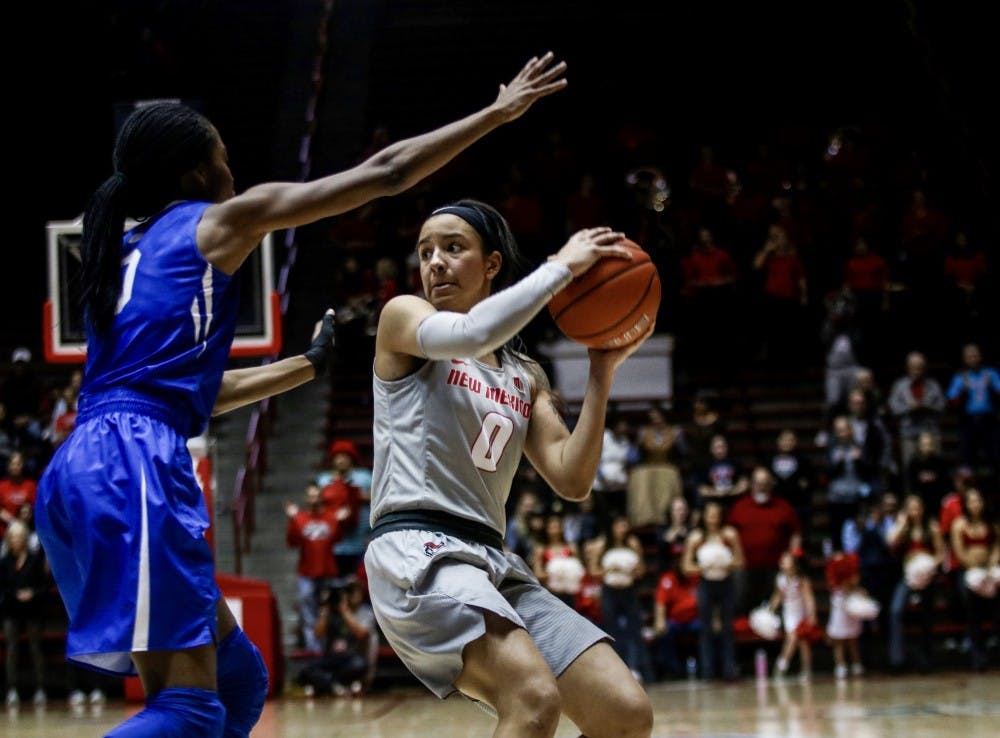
370, 352, 535, 533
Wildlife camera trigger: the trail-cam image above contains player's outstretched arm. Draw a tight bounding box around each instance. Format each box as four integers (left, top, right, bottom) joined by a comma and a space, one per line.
212, 309, 336, 416
200, 53, 568, 274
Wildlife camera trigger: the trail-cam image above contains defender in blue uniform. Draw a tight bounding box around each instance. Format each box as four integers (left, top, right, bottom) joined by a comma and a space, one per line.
34, 54, 568, 738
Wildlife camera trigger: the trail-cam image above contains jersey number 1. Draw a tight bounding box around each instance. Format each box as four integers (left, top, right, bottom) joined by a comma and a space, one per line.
116, 249, 142, 314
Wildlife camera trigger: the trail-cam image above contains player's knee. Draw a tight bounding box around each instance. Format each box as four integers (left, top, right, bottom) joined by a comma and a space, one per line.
504, 675, 561, 734
216, 627, 269, 738
105, 687, 225, 738
613, 682, 654, 738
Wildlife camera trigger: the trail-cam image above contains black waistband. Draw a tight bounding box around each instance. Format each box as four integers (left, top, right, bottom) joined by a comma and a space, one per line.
370, 509, 504, 550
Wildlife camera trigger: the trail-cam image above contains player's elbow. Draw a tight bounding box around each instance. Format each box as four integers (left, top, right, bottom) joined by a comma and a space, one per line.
365, 151, 411, 195
556, 480, 592, 502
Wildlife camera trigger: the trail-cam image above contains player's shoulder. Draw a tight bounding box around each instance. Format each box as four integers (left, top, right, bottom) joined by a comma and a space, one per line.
509, 350, 547, 390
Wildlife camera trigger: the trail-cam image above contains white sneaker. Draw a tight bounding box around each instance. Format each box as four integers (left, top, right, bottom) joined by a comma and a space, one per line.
798, 670, 812, 684
89, 689, 106, 705
32, 689, 46, 706
834, 664, 848, 680
68, 690, 86, 707
851, 662, 864, 677
5, 688, 18, 707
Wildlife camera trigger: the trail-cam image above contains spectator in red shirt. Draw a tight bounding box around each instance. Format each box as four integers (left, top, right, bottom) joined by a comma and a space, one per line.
752, 223, 808, 367
681, 226, 738, 295
943, 230, 989, 290
842, 236, 890, 354
651, 553, 700, 680
942, 229, 990, 347
286, 483, 344, 654
939, 466, 976, 542
320, 477, 360, 534
898, 188, 948, 268
844, 236, 890, 296
0, 452, 37, 540
727, 466, 802, 614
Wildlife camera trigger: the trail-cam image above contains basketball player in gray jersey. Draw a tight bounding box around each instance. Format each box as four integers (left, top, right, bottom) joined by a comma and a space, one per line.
365, 199, 654, 738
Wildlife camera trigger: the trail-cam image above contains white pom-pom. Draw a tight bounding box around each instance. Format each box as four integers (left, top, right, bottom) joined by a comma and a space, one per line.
697, 541, 734, 579
602, 547, 640, 573
545, 556, 585, 595
964, 567, 998, 599
904, 551, 937, 591
601, 547, 641, 587
844, 592, 881, 620
749, 606, 782, 640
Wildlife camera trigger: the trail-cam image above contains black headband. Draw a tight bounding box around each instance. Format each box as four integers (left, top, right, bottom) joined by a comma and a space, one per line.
431, 205, 493, 248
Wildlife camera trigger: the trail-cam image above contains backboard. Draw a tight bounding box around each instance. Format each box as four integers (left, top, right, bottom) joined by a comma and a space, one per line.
43, 218, 281, 363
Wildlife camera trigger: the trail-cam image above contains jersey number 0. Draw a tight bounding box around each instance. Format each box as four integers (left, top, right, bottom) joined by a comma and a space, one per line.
470, 412, 514, 472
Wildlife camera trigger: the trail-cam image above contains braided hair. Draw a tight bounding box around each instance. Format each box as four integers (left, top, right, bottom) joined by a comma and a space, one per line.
80, 102, 216, 334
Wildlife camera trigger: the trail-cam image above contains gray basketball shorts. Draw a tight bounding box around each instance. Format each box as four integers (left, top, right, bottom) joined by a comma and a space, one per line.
364, 529, 611, 699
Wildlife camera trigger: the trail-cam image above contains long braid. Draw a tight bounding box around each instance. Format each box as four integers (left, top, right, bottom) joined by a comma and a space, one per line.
80, 174, 130, 334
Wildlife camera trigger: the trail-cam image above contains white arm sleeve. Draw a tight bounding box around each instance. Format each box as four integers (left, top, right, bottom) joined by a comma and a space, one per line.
416, 261, 573, 359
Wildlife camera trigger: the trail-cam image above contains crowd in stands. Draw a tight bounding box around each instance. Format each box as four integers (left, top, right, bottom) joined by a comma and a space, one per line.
304, 111, 1000, 687
2, 116, 999, 700
497, 351, 998, 683
0, 349, 90, 707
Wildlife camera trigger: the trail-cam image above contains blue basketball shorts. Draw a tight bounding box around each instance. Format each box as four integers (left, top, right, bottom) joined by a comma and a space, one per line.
35, 410, 218, 676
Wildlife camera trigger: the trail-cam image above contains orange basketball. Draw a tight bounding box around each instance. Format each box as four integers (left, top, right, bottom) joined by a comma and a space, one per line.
548, 239, 660, 349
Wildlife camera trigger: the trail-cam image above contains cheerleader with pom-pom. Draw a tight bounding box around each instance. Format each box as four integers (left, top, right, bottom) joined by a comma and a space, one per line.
887, 494, 946, 671
767, 551, 818, 681
825, 551, 880, 678
681, 501, 745, 681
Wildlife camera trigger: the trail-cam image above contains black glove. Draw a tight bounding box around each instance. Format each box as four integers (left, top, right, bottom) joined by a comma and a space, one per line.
305, 309, 336, 376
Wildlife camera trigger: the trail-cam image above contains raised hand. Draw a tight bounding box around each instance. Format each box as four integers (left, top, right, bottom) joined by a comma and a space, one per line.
588, 320, 657, 374
492, 51, 568, 122
549, 227, 631, 277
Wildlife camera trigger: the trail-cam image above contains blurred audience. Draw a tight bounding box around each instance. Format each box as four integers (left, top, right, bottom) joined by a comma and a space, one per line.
1, 520, 48, 707
727, 466, 802, 613
948, 487, 999, 671
285, 483, 345, 654
945, 342, 1000, 479
888, 351, 946, 488
628, 406, 684, 527
682, 501, 744, 681
694, 434, 748, 513
651, 551, 700, 680
593, 413, 638, 520
586, 515, 651, 682
532, 514, 585, 608
0, 452, 36, 541
886, 494, 947, 672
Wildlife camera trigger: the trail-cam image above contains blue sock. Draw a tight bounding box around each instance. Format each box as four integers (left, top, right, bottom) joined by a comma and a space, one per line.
217, 627, 269, 738
104, 687, 224, 738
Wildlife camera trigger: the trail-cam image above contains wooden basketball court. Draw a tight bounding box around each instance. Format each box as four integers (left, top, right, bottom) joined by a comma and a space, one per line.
6, 672, 998, 737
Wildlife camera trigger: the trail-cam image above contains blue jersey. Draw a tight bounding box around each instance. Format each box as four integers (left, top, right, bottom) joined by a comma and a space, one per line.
80, 201, 240, 437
